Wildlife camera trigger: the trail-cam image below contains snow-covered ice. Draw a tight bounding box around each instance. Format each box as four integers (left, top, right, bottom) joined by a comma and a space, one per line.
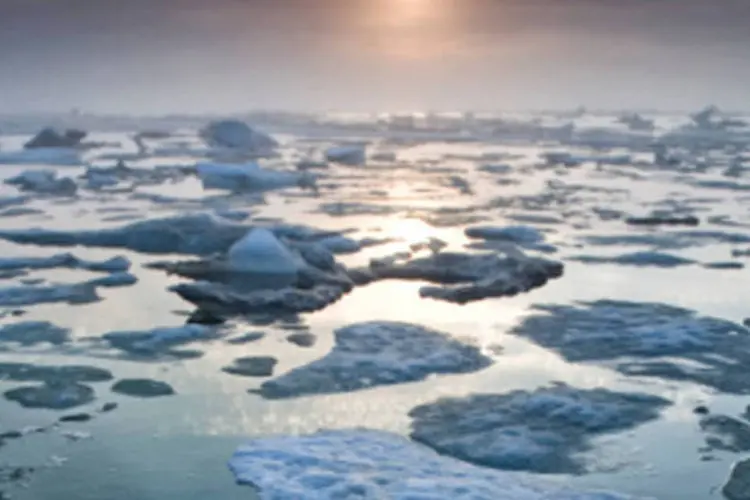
410, 385, 670, 473
226, 228, 303, 275
259, 321, 492, 399
511, 300, 750, 393
228, 429, 647, 500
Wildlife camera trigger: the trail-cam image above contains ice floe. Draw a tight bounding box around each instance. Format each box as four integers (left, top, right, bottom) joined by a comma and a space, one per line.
0, 321, 70, 346
258, 321, 492, 399
325, 145, 366, 166
1, 362, 112, 410
228, 429, 646, 500
511, 300, 750, 393
200, 120, 278, 155
223, 356, 278, 378
226, 228, 304, 275
366, 250, 563, 304
0, 148, 82, 166
111, 378, 175, 398
567, 252, 696, 268
5, 170, 77, 196
24, 127, 86, 149
102, 324, 216, 357
0, 253, 130, 273
409, 385, 670, 474
196, 162, 313, 192
0, 282, 99, 307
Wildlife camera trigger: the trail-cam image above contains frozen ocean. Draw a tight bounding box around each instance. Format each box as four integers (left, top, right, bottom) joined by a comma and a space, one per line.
1, 109, 750, 500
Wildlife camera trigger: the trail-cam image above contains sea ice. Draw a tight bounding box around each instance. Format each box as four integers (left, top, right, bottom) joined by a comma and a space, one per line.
111, 378, 175, 398
409, 385, 669, 474
0, 148, 82, 166
584, 230, 750, 249
226, 228, 304, 275
24, 127, 86, 149
0, 321, 70, 346
567, 251, 696, 268
5, 170, 77, 196
0, 213, 346, 257
0, 282, 99, 307
464, 225, 546, 245
4, 383, 95, 410
511, 300, 750, 393
0, 362, 113, 383
0, 253, 130, 273
200, 120, 278, 154
102, 324, 216, 356
223, 356, 278, 377
196, 162, 311, 192
324, 145, 366, 166
369, 251, 563, 304
228, 429, 646, 500
171, 281, 347, 315
258, 321, 492, 399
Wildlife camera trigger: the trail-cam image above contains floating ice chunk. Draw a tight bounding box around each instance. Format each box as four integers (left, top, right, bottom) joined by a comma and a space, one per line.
584, 231, 750, 249
223, 356, 277, 377
0, 362, 112, 383
196, 162, 310, 192
625, 215, 699, 227
5, 170, 77, 195
512, 300, 746, 361
723, 458, 750, 500
226, 228, 303, 275
371, 251, 563, 304
0, 282, 99, 307
0, 321, 70, 346
479, 163, 513, 174
567, 252, 696, 268
24, 127, 86, 149
102, 324, 215, 355
111, 378, 175, 398
325, 145, 366, 166
171, 281, 347, 316
0, 253, 130, 273
4, 382, 95, 410
511, 300, 750, 393
314, 235, 362, 254
0, 148, 82, 166
200, 120, 278, 153
0, 213, 249, 255
465, 225, 545, 245
410, 385, 669, 474
259, 321, 492, 399
371, 151, 397, 162
87, 272, 138, 288
229, 429, 646, 500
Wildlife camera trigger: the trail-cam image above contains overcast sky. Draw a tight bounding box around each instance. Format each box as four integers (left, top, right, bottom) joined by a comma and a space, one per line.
1, 0, 748, 114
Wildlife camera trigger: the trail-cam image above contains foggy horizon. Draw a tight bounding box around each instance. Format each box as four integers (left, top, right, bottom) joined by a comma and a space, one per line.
1, 0, 749, 114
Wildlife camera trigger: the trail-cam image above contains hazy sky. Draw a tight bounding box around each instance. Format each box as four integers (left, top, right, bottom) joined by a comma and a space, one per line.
1, 0, 748, 113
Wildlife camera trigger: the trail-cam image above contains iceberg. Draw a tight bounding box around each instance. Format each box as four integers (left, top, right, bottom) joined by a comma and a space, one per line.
226, 228, 304, 275
200, 120, 278, 154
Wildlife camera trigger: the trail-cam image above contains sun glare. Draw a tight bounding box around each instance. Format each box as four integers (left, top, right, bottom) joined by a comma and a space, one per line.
362, 0, 462, 61
386, 218, 437, 244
